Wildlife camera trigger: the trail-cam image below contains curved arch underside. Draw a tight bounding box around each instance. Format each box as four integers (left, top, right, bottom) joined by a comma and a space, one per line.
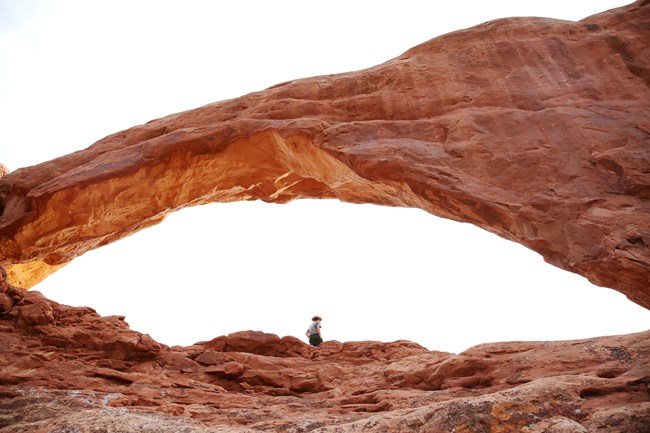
1, 2, 649, 309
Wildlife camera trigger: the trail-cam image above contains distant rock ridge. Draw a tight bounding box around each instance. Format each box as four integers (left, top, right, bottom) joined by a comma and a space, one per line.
0, 272, 649, 431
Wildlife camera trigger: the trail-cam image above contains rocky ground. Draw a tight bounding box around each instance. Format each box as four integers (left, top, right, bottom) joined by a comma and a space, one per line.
0, 273, 648, 432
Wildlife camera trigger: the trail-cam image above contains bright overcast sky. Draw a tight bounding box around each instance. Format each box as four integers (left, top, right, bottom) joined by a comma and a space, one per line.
1, 1, 647, 353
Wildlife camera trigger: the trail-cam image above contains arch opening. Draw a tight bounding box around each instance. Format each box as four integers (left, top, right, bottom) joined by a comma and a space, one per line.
36, 200, 649, 354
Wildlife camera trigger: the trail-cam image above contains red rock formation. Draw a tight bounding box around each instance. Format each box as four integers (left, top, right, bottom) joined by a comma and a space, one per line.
1, 2, 650, 429
0, 274, 648, 432
0, 2, 648, 311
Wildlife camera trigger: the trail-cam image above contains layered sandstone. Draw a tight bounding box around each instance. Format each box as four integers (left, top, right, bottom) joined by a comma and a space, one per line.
0, 2, 648, 310
1, 2, 650, 430
1, 276, 649, 432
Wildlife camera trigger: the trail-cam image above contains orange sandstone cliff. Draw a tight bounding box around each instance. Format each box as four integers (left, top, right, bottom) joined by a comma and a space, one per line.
0, 2, 649, 432
0, 2, 648, 309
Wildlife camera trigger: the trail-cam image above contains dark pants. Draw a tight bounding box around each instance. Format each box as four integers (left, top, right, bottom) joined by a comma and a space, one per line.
309, 334, 323, 347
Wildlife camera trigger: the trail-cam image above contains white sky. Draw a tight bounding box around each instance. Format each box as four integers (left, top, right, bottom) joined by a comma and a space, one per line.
1, 0, 647, 354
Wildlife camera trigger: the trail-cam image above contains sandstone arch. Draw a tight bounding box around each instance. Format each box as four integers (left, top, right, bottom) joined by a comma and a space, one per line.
0, 1, 648, 309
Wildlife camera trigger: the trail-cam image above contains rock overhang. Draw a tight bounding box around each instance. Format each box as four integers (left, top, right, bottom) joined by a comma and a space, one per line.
0, 1, 648, 310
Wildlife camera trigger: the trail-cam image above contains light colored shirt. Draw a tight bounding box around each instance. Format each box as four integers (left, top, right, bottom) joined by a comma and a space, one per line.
307, 321, 321, 336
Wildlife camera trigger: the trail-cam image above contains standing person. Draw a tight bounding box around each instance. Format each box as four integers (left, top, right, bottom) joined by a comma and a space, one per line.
306, 315, 323, 347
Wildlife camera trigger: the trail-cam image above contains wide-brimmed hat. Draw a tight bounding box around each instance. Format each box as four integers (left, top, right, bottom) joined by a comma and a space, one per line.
312, 315, 322, 321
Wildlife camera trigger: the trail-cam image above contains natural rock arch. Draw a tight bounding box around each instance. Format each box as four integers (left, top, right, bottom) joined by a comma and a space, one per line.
0, 1, 648, 309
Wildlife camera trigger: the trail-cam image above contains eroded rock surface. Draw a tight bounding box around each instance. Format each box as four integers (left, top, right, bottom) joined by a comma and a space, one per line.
0, 274, 648, 432
0, 2, 648, 309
